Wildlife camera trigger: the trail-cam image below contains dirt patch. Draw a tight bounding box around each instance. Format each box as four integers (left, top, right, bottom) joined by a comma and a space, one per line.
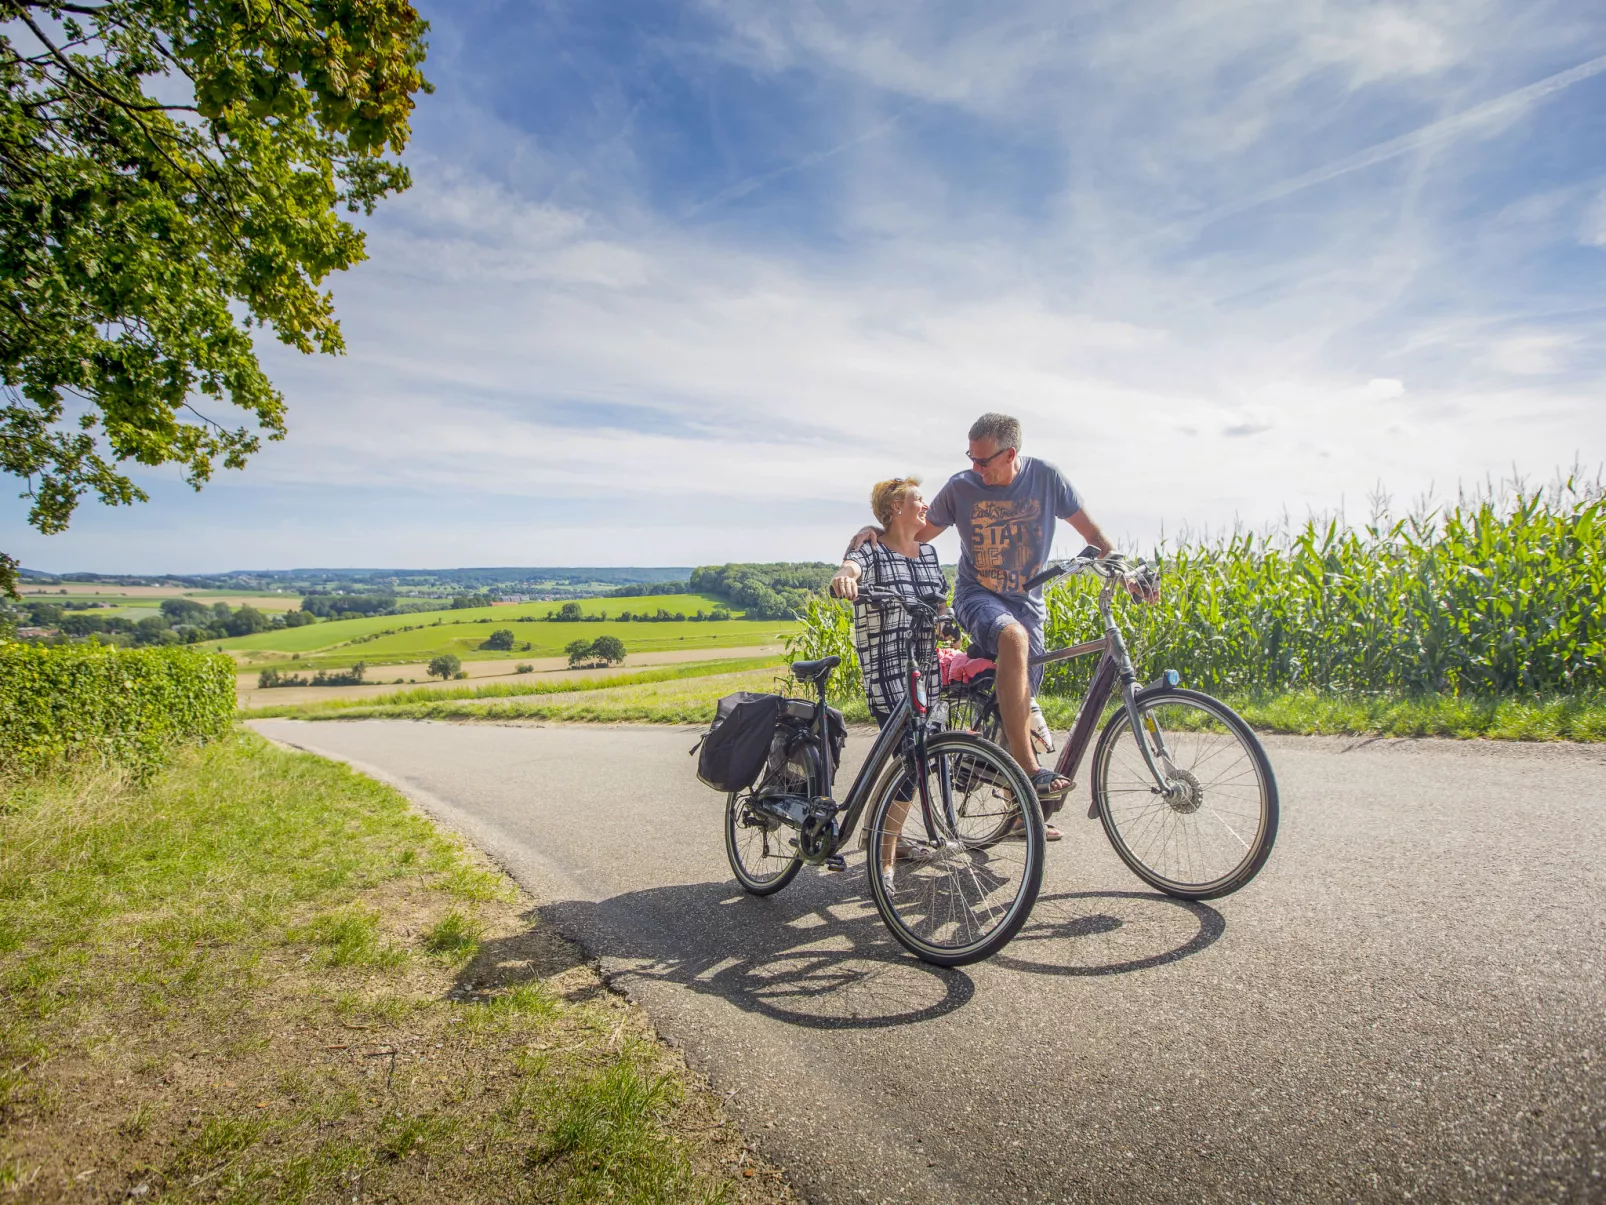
19, 585, 300, 609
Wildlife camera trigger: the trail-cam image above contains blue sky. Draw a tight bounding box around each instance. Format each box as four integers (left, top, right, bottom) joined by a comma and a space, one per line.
8, 0, 1606, 573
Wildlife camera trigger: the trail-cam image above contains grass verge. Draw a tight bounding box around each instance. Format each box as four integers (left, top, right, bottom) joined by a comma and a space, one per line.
1034, 687, 1606, 742
0, 732, 791, 1203
1219, 688, 1606, 742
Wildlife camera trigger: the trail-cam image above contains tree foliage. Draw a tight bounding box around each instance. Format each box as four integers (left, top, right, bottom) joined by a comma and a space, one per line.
689, 562, 833, 619
0, 0, 431, 564
426, 652, 458, 681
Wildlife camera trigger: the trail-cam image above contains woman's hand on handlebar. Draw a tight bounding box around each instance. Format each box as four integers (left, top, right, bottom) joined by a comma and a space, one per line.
830, 563, 860, 601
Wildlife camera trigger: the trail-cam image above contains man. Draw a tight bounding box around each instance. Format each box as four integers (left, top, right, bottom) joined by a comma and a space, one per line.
851, 412, 1116, 837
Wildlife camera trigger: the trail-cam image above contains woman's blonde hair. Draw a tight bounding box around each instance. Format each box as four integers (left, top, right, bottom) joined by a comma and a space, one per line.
870, 476, 922, 528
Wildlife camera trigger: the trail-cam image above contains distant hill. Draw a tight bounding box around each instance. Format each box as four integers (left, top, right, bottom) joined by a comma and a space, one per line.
17, 566, 694, 600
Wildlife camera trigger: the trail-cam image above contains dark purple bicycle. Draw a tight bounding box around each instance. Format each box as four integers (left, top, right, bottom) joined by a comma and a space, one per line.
938, 551, 1279, 901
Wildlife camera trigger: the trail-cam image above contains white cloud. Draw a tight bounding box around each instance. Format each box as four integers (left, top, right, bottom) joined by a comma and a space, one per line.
1363, 378, 1407, 400
1488, 332, 1578, 375
1580, 189, 1606, 247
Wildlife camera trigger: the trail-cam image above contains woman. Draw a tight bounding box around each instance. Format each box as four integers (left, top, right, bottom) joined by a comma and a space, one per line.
830, 476, 948, 893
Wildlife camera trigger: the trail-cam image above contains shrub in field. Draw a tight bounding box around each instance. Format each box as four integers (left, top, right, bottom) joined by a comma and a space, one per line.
482, 628, 516, 651
516, 663, 534, 674
564, 636, 628, 668
428, 654, 461, 681
0, 644, 233, 776
260, 662, 367, 688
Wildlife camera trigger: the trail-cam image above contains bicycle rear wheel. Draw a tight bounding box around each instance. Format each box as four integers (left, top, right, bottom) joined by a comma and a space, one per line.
1091, 688, 1278, 900
866, 733, 1044, 966
725, 792, 802, 895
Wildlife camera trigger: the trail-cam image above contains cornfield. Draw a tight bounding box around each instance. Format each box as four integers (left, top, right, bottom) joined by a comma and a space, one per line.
787, 477, 1606, 702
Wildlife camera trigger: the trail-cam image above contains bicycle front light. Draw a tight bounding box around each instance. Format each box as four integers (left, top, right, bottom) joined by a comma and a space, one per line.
912, 670, 928, 714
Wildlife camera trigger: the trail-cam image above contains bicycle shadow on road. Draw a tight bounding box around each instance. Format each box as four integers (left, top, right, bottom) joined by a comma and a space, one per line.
512, 869, 1224, 1031
538, 870, 971, 1031
992, 889, 1225, 977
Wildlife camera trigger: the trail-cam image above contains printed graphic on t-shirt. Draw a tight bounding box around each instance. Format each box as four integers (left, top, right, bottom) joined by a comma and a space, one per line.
969, 498, 1043, 594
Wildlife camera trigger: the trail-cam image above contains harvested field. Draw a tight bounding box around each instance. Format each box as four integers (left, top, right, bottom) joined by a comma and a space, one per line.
236, 645, 783, 708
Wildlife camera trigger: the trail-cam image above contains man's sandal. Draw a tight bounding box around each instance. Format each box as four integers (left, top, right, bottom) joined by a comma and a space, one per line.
1025, 767, 1071, 841
1031, 766, 1072, 801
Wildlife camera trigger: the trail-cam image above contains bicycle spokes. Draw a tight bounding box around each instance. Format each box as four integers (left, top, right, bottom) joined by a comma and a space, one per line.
869, 736, 1044, 965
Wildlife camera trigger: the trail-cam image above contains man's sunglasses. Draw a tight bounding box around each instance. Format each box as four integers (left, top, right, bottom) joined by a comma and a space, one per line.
967, 447, 1012, 467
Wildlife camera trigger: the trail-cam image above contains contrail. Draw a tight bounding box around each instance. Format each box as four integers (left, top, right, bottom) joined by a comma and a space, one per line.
668, 106, 914, 228
1168, 51, 1606, 237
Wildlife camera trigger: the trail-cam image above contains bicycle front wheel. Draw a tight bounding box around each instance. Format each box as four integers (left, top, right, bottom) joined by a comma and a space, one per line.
1091, 688, 1278, 900
866, 733, 1045, 966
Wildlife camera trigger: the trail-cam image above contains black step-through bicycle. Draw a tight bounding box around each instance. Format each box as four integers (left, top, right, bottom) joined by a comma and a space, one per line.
724, 589, 1047, 966
940, 550, 1279, 900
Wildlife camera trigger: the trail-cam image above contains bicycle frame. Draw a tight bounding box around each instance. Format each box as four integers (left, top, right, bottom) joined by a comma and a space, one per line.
787, 593, 961, 862
1027, 574, 1180, 793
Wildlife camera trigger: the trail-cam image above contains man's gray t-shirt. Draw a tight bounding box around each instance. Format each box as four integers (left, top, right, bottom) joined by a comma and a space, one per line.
928, 456, 1083, 622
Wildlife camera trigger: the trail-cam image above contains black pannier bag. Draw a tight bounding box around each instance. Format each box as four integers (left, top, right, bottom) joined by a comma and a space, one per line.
695, 693, 849, 794
695, 692, 784, 793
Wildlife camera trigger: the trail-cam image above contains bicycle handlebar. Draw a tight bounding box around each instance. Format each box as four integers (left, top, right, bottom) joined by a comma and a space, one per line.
1022, 547, 1158, 594
856, 588, 947, 613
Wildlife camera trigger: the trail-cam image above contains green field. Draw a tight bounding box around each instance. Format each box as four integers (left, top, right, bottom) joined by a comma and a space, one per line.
219, 593, 797, 667
19, 590, 302, 613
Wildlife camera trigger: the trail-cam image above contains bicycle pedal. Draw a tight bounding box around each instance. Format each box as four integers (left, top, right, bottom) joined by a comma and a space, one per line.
821, 855, 847, 873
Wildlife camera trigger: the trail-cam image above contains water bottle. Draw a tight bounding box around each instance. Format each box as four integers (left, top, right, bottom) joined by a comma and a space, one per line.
1029, 697, 1054, 754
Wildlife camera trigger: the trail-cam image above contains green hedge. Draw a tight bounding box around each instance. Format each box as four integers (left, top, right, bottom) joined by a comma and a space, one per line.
0, 643, 235, 777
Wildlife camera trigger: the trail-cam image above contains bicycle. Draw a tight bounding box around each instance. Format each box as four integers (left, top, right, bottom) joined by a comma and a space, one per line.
725, 589, 1047, 966
938, 551, 1279, 901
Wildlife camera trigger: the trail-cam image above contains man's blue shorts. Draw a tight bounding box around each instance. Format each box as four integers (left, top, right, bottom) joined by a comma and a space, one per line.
952, 586, 1046, 692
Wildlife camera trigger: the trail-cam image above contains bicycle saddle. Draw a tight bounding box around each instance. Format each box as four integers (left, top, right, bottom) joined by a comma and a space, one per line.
789, 655, 840, 682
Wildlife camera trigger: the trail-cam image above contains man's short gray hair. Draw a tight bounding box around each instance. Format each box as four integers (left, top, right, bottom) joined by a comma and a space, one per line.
969, 412, 1021, 451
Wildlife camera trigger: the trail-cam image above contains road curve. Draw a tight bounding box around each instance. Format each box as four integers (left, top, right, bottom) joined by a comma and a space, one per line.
251, 719, 1606, 1204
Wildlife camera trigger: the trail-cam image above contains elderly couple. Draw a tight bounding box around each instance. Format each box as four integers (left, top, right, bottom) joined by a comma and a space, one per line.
830, 411, 1116, 854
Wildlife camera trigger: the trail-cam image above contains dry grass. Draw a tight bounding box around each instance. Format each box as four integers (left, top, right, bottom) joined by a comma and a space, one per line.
0, 734, 794, 1204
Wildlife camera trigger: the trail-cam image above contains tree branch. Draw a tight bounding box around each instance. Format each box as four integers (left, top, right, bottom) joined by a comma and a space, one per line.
3, 3, 197, 113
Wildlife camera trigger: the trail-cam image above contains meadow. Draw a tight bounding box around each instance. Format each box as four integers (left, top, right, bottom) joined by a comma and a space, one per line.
219, 593, 798, 668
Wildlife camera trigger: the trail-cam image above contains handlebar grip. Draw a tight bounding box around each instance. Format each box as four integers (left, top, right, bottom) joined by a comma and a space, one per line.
1022, 564, 1065, 593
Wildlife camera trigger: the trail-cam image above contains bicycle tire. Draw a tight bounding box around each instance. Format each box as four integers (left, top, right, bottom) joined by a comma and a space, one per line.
725, 791, 803, 895
1090, 688, 1278, 900
865, 732, 1045, 966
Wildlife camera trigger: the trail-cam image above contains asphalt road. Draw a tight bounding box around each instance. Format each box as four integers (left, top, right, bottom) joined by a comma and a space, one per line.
251, 719, 1606, 1204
